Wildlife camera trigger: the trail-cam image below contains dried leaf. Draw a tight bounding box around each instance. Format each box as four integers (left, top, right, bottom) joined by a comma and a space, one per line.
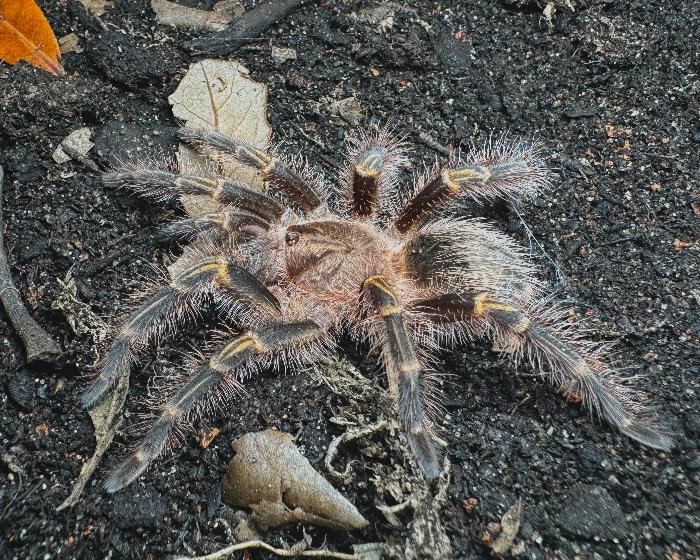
0, 0, 64, 76
490, 498, 523, 555
169, 59, 271, 216
152, 0, 232, 32
221, 429, 368, 532
52, 128, 94, 164
57, 374, 128, 511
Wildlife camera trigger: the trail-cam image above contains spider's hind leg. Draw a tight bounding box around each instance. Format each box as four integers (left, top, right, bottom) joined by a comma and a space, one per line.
103, 169, 284, 223
105, 320, 325, 492
160, 209, 270, 240
413, 292, 672, 450
362, 275, 440, 479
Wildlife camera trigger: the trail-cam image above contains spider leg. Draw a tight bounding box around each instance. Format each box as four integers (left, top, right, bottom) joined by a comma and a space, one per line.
177, 128, 322, 212
342, 129, 406, 218
104, 320, 324, 492
394, 142, 550, 233
160, 209, 269, 240
103, 170, 284, 223
412, 293, 672, 450
81, 254, 280, 408
362, 275, 440, 479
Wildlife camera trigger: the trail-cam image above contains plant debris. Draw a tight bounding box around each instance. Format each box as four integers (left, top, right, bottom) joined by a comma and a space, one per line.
0, 165, 61, 364
221, 429, 368, 532
489, 498, 523, 555
0, 0, 64, 76
185, 0, 305, 55
151, 0, 232, 32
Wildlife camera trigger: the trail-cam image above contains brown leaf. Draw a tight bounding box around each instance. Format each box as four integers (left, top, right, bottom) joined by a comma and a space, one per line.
221, 429, 368, 532
0, 0, 64, 76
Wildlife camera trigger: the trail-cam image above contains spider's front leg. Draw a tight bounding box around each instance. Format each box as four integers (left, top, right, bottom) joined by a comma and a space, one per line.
362, 275, 440, 479
105, 320, 326, 492
81, 250, 280, 408
177, 128, 323, 212
103, 169, 284, 223
394, 141, 550, 233
412, 292, 672, 450
342, 129, 406, 219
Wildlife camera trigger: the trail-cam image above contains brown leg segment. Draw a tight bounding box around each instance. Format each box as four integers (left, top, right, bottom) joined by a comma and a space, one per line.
351, 147, 390, 218
177, 128, 322, 212
362, 275, 440, 478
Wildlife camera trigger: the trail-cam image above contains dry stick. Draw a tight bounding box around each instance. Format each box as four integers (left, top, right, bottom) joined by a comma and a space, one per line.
56, 373, 129, 511
0, 165, 61, 364
172, 540, 358, 560
185, 0, 309, 55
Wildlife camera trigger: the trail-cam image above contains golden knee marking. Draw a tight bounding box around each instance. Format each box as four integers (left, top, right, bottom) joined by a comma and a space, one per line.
217, 335, 256, 362
449, 166, 491, 186
362, 275, 396, 298
176, 260, 221, 284
177, 176, 217, 193
380, 304, 403, 317
162, 404, 179, 421
247, 148, 272, 168
473, 293, 488, 316
398, 359, 421, 374
441, 169, 461, 193
248, 332, 267, 353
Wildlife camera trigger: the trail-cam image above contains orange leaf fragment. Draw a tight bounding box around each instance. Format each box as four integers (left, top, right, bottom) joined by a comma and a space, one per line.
0, 0, 64, 76
198, 427, 221, 449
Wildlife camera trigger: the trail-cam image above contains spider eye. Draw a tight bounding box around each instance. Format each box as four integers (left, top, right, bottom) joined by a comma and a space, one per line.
285, 231, 300, 246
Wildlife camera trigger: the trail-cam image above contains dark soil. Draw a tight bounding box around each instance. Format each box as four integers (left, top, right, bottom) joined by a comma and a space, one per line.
1, 1, 698, 559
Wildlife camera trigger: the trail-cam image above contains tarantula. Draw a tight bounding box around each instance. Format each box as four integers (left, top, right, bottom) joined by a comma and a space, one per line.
82, 126, 671, 492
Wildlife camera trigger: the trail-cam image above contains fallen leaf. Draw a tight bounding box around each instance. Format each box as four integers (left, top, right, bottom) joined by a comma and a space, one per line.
649, 182, 661, 192
57, 374, 128, 511
168, 59, 271, 215
199, 427, 221, 448
151, 0, 232, 32
490, 498, 523, 555
221, 429, 368, 531
673, 239, 692, 250
0, 0, 64, 76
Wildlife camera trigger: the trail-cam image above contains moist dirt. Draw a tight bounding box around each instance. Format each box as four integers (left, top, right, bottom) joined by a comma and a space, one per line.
0, 1, 698, 559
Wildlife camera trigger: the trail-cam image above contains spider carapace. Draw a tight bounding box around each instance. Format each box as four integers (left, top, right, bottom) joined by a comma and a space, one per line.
82, 126, 671, 492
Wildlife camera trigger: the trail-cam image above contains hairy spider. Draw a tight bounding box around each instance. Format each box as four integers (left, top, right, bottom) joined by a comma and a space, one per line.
83, 127, 671, 492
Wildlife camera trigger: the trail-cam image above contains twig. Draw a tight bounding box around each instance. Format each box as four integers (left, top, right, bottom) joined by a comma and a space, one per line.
418, 131, 451, 157
172, 540, 357, 560
325, 420, 390, 482
185, 0, 310, 55
56, 373, 129, 510
0, 165, 61, 364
